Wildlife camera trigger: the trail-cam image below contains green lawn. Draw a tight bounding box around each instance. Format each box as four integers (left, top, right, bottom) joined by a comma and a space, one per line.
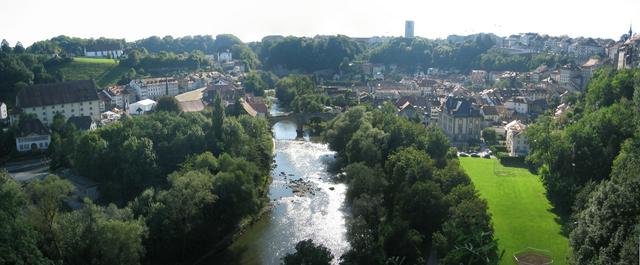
459, 157, 569, 265
51, 57, 127, 87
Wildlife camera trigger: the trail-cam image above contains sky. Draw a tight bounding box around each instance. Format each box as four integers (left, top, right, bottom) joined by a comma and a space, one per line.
1, 0, 639, 46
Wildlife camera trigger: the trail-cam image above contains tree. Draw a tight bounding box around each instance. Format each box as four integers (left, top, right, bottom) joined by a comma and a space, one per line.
210, 92, 225, 154
282, 239, 334, 265
0, 171, 52, 265
13, 41, 25, 54
482, 127, 498, 145
1, 39, 12, 53
25, 175, 74, 261
569, 138, 640, 265
157, 170, 216, 259
155, 96, 181, 113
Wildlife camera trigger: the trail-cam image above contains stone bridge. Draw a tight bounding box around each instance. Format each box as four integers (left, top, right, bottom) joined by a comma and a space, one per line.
269, 112, 338, 137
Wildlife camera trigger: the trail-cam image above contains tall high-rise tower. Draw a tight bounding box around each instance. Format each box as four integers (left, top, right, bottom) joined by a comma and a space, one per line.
405, 20, 415, 38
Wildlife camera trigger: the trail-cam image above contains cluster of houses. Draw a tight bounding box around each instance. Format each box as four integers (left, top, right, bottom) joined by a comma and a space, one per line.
6, 69, 269, 155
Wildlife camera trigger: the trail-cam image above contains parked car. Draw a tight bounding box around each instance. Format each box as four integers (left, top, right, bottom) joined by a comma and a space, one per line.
458, 152, 469, 157
470, 153, 480, 157
483, 154, 491, 159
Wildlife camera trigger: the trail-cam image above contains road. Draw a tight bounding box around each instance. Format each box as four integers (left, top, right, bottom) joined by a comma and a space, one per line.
2, 158, 50, 181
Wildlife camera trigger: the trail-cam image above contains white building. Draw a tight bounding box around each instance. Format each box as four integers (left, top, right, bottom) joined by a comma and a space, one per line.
84, 43, 123, 58
505, 120, 529, 157
438, 96, 483, 142
128, 99, 157, 115
129, 78, 179, 100
504, 97, 528, 114
218, 50, 233, 63
13, 80, 101, 125
0, 102, 7, 120
15, 119, 51, 152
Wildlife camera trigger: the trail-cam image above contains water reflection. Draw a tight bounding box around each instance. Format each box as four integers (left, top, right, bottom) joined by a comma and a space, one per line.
215, 111, 349, 265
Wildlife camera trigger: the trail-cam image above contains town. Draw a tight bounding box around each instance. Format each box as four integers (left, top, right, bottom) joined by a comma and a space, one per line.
1, 7, 640, 265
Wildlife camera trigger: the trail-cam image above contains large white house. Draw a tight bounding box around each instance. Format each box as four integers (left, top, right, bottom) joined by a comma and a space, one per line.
129, 78, 180, 100
438, 96, 483, 142
505, 120, 529, 157
15, 119, 51, 152
13, 80, 101, 125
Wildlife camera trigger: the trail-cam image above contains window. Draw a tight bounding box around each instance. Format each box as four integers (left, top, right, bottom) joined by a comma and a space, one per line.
32, 108, 35, 111
42, 107, 45, 110
71, 109, 74, 112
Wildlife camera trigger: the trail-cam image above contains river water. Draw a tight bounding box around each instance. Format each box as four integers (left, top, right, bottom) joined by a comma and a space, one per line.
216, 104, 349, 265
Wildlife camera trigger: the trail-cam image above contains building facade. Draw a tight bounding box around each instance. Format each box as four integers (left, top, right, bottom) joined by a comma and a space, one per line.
15, 119, 51, 152
84, 43, 123, 58
505, 120, 529, 157
129, 78, 180, 100
438, 96, 483, 142
405, 20, 414, 38
14, 80, 101, 125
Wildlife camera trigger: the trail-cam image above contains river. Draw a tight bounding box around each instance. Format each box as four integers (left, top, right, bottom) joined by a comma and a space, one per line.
215, 103, 349, 265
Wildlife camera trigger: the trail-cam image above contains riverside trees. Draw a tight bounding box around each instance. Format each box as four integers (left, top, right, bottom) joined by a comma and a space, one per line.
324, 106, 499, 265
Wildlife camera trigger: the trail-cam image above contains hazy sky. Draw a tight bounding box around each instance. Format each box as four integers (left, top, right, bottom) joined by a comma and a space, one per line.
1, 0, 639, 46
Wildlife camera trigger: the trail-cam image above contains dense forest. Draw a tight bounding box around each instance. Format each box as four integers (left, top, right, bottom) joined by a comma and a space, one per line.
258, 35, 363, 72
1, 93, 274, 265
526, 67, 640, 264
323, 105, 500, 265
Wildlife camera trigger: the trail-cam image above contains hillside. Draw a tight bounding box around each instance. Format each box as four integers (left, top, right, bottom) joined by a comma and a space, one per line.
51, 57, 128, 87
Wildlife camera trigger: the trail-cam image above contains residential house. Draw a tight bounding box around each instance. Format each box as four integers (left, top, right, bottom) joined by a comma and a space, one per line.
128, 99, 157, 115
105, 85, 132, 109
244, 95, 268, 118
480, 105, 500, 124
580, 58, 602, 85
438, 96, 483, 142
470, 70, 488, 85
569, 39, 604, 60
218, 50, 233, 63
13, 80, 101, 125
15, 119, 51, 152
617, 35, 640, 70
203, 80, 242, 104
129, 78, 180, 100
397, 102, 418, 120
505, 120, 529, 157
504, 96, 528, 114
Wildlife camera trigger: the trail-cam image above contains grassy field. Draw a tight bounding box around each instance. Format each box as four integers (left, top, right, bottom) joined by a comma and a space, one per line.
51, 57, 127, 87
459, 157, 569, 265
